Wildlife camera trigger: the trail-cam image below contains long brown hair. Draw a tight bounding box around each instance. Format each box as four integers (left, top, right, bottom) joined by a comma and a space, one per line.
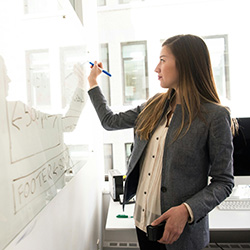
135, 34, 223, 140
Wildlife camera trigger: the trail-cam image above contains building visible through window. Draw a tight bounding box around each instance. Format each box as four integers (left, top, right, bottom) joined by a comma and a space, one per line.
121, 41, 148, 105
97, 0, 106, 6
203, 35, 230, 100
104, 144, 113, 181
125, 142, 133, 170
99, 43, 111, 105
26, 50, 51, 109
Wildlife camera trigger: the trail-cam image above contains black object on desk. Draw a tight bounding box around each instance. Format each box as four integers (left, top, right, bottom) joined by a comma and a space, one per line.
109, 169, 123, 201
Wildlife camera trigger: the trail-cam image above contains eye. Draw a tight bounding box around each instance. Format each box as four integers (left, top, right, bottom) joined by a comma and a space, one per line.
160, 58, 165, 62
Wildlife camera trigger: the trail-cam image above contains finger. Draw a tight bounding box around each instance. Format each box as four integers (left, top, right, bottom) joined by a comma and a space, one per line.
98, 62, 103, 69
151, 213, 169, 226
151, 218, 161, 226
95, 61, 103, 72
90, 61, 97, 69
159, 227, 180, 245
159, 235, 174, 245
167, 233, 179, 245
158, 228, 170, 244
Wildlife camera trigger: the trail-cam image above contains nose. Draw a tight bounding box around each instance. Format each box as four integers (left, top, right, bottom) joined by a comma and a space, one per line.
155, 63, 160, 73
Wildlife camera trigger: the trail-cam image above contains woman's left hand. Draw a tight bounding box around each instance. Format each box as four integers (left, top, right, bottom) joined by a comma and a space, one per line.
151, 204, 189, 245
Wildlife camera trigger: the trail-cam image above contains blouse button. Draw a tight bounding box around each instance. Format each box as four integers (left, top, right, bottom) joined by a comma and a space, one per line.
161, 186, 167, 193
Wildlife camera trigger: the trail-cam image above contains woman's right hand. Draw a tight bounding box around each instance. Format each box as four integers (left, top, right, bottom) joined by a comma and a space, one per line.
88, 61, 103, 88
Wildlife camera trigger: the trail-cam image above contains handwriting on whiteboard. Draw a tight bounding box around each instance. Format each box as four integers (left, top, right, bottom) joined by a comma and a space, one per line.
7, 101, 62, 163
11, 102, 58, 131
12, 149, 70, 214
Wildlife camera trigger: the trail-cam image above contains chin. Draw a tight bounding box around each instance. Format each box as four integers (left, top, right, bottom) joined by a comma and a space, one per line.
160, 83, 168, 89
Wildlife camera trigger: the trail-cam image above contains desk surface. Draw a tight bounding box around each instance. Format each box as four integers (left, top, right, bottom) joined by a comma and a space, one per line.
209, 207, 250, 230
106, 200, 250, 231
106, 200, 135, 230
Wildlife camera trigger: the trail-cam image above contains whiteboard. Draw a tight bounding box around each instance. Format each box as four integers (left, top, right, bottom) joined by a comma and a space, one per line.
0, 57, 86, 250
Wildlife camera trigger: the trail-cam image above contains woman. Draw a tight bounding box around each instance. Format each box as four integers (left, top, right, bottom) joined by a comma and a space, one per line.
88, 34, 234, 250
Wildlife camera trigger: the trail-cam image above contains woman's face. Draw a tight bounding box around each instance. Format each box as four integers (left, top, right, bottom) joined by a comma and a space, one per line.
155, 46, 179, 89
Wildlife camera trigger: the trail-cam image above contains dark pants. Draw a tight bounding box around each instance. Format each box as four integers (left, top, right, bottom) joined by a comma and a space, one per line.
136, 227, 166, 250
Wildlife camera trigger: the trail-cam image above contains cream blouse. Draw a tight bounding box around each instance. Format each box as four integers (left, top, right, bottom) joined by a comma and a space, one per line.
134, 114, 170, 232
133, 112, 193, 232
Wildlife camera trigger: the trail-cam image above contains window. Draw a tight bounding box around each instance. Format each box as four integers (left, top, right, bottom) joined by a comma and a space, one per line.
97, 0, 106, 6
104, 144, 113, 181
119, 0, 131, 3
119, 0, 144, 4
121, 41, 149, 105
66, 144, 89, 176
99, 43, 111, 105
60, 46, 87, 108
125, 143, 133, 170
26, 50, 51, 109
23, 0, 61, 14
203, 35, 230, 99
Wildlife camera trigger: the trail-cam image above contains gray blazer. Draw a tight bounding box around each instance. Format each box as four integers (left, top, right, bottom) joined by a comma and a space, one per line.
88, 87, 234, 250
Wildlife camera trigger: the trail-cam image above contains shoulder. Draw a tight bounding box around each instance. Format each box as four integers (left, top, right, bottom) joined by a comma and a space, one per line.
201, 103, 232, 135
146, 92, 162, 104
202, 102, 231, 119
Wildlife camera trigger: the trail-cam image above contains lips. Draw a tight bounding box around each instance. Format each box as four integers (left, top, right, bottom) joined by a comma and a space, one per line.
158, 76, 162, 80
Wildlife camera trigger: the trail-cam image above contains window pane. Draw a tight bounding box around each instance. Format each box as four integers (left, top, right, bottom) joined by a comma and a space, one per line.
66, 144, 89, 176
125, 143, 133, 170
104, 144, 113, 180
121, 42, 148, 104
97, 0, 106, 6
99, 44, 111, 105
204, 35, 230, 99
26, 50, 51, 108
60, 46, 87, 108
23, 0, 61, 14
119, 0, 143, 3
119, 0, 130, 3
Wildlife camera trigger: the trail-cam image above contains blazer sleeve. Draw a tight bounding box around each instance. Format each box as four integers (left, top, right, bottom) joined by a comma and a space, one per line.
88, 86, 144, 130
185, 106, 234, 223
